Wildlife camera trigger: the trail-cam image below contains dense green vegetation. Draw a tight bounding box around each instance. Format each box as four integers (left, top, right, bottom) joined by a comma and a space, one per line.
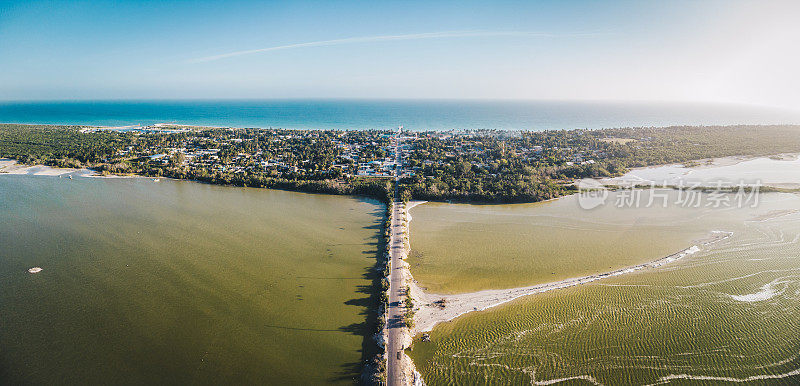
400, 134, 576, 202
0, 124, 393, 202
3, 124, 800, 204
0, 124, 130, 168
401, 125, 800, 203
597, 125, 800, 167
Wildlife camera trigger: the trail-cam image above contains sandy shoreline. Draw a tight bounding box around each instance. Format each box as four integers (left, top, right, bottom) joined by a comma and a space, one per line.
649, 153, 797, 171
0, 158, 144, 179
0, 158, 80, 176
404, 201, 733, 335
389, 200, 427, 386
599, 153, 800, 188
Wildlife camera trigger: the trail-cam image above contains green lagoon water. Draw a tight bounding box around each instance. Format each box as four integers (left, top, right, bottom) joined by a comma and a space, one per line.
410, 191, 800, 384
409, 194, 733, 294
0, 174, 382, 385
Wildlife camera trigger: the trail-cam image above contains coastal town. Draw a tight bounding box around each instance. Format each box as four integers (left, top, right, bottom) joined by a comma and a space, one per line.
5, 123, 800, 204
90, 125, 402, 178
83, 124, 600, 182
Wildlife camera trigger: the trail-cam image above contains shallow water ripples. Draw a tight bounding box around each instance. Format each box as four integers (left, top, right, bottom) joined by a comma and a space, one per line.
411, 213, 800, 384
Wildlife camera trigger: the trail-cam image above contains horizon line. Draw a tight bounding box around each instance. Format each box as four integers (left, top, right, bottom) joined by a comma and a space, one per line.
1, 98, 796, 110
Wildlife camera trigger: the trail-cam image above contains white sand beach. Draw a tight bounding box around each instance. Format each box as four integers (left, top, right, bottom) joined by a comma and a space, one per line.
0, 158, 141, 179
0, 158, 78, 176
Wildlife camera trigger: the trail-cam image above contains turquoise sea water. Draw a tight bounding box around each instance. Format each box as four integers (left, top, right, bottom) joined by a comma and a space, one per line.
2, 100, 800, 130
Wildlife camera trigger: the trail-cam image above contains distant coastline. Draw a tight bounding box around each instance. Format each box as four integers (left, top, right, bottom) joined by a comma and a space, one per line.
2, 99, 800, 131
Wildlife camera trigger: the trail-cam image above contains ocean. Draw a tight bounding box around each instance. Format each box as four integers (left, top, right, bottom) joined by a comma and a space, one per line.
1, 99, 800, 131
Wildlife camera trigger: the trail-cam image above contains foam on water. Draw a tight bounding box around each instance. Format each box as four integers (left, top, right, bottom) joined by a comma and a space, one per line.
683, 268, 800, 289
652, 366, 800, 384
531, 374, 602, 385
729, 278, 792, 302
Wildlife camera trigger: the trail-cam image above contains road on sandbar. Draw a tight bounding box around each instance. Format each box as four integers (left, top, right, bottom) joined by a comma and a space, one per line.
386, 132, 407, 386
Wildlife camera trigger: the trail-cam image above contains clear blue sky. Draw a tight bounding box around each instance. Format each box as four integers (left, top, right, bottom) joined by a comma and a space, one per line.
2, 0, 798, 108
